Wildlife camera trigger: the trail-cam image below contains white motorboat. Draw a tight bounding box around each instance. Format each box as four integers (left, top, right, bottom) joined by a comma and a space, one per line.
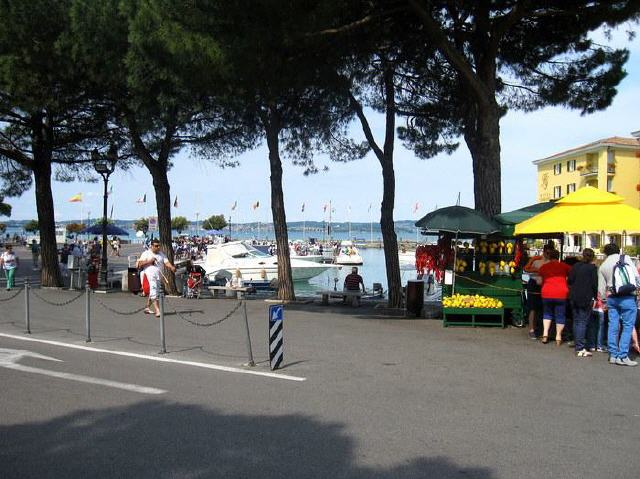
197, 241, 337, 282
289, 241, 325, 263
334, 241, 364, 265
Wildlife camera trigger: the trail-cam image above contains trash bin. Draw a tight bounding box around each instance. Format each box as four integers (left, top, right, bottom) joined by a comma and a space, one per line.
406, 280, 424, 317
128, 267, 141, 294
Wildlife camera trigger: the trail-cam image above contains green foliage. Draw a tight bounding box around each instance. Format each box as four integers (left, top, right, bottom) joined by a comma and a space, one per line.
0, 223, 6, 234
66, 223, 85, 234
0, 197, 11, 217
133, 218, 149, 234
623, 246, 640, 257
171, 216, 189, 233
24, 220, 39, 233
202, 215, 227, 231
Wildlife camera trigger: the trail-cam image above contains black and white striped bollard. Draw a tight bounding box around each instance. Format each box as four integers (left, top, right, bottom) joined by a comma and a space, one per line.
268, 304, 284, 370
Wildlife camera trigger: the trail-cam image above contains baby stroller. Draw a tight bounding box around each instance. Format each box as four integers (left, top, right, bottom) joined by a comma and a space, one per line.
184, 270, 203, 299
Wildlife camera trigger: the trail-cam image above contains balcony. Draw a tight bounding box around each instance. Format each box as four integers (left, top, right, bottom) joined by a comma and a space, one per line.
579, 167, 598, 177
578, 165, 616, 177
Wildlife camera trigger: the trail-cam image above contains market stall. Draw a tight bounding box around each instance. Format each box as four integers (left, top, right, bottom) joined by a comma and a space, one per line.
415, 205, 526, 327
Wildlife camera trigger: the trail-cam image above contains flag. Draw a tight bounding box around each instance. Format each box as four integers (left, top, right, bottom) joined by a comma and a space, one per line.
413, 201, 420, 214
252, 201, 260, 210
108, 185, 113, 196
109, 204, 114, 219
231, 200, 237, 211
68, 193, 83, 203
347, 205, 351, 214
301, 202, 305, 213
136, 194, 146, 204
173, 196, 178, 208
323, 203, 328, 213
368, 203, 372, 212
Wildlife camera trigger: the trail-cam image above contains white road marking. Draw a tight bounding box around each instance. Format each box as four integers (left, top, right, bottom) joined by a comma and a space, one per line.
0, 333, 306, 382
0, 348, 166, 395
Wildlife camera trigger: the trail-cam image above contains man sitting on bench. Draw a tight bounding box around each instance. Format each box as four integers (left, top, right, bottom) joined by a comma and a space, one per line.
343, 267, 366, 306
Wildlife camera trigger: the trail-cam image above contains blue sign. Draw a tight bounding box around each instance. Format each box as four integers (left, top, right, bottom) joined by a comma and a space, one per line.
269, 304, 284, 325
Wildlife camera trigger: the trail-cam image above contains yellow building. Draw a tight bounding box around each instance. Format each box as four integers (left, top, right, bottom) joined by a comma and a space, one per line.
533, 132, 640, 250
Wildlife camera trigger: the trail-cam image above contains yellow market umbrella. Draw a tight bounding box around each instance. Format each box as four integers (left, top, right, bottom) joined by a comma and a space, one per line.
514, 186, 640, 235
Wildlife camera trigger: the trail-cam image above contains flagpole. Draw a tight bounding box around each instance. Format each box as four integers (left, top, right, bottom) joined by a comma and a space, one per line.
302, 205, 306, 241
348, 206, 351, 240
369, 205, 372, 244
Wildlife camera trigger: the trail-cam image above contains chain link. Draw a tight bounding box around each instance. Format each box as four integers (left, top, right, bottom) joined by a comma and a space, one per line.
0, 287, 25, 302
30, 289, 85, 307
165, 297, 243, 327
93, 295, 149, 316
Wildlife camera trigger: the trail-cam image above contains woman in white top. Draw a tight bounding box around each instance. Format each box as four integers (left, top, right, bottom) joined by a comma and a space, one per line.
0, 244, 19, 290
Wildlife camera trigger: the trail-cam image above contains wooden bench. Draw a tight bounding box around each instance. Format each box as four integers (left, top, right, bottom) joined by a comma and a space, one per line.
206, 285, 250, 299
318, 289, 363, 306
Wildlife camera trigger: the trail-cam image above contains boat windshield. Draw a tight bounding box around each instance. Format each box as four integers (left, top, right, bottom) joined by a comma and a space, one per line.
226, 242, 271, 259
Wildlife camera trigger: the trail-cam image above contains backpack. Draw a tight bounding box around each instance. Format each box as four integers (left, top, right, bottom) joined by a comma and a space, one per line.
609, 254, 638, 297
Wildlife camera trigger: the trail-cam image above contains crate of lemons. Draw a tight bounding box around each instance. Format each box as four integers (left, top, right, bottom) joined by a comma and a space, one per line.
442, 293, 503, 309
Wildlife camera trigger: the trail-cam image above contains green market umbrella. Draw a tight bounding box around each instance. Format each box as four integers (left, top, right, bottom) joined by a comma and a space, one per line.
415, 205, 500, 235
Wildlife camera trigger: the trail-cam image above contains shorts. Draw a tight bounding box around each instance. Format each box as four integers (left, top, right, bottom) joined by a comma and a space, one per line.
142, 273, 160, 300
542, 298, 566, 325
526, 279, 542, 312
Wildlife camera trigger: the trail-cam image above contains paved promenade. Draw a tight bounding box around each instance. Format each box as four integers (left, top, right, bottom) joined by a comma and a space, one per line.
0, 244, 638, 478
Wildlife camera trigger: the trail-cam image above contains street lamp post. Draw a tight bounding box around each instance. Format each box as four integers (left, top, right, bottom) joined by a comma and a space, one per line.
92, 145, 118, 291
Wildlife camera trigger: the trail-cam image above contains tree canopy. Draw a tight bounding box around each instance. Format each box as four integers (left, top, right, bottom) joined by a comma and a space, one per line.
202, 215, 227, 231
24, 220, 39, 233
171, 216, 189, 234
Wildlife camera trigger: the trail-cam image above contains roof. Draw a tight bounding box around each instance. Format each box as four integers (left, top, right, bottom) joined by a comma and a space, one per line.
533, 136, 640, 165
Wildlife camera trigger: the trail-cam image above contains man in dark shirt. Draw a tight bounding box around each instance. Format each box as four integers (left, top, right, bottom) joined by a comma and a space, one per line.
343, 267, 365, 306
344, 267, 365, 292
568, 248, 598, 357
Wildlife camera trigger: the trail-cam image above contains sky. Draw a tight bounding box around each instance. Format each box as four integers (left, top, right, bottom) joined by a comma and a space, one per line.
6, 26, 640, 224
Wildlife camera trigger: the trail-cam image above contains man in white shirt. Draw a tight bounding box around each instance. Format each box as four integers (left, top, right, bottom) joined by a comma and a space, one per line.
136, 239, 176, 317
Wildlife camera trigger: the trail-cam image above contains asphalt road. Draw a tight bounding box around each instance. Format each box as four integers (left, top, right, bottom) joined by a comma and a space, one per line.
0, 245, 638, 478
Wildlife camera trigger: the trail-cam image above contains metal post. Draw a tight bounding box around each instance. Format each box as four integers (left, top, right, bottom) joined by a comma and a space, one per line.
242, 301, 255, 367
159, 293, 166, 354
24, 278, 31, 334
85, 280, 92, 342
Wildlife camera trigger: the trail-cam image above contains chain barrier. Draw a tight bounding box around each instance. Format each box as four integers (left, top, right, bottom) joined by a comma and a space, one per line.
165, 297, 243, 327
93, 295, 148, 316
30, 289, 85, 307
0, 287, 25, 302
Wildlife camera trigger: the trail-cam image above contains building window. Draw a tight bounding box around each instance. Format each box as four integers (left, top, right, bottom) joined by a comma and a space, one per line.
567, 159, 576, 172
566, 183, 576, 194
553, 186, 562, 198
607, 176, 613, 192
553, 163, 562, 175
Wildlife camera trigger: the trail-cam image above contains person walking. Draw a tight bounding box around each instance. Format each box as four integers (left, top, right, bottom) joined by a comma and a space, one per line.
0, 244, 19, 290
538, 249, 571, 345
136, 239, 176, 318
30, 239, 40, 270
567, 248, 598, 357
598, 243, 639, 366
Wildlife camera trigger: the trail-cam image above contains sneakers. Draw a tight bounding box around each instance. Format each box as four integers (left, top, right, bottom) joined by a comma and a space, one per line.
615, 357, 638, 367
528, 331, 537, 340
609, 356, 618, 365
597, 347, 608, 353
576, 349, 593, 358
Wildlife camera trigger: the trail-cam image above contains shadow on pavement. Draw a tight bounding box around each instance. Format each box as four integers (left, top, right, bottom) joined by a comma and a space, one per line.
0, 401, 494, 479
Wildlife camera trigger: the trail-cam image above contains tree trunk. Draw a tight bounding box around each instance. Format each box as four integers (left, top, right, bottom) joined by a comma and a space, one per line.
463, 100, 502, 217
149, 166, 178, 295
264, 117, 295, 301
32, 159, 62, 287
380, 157, 402, 308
